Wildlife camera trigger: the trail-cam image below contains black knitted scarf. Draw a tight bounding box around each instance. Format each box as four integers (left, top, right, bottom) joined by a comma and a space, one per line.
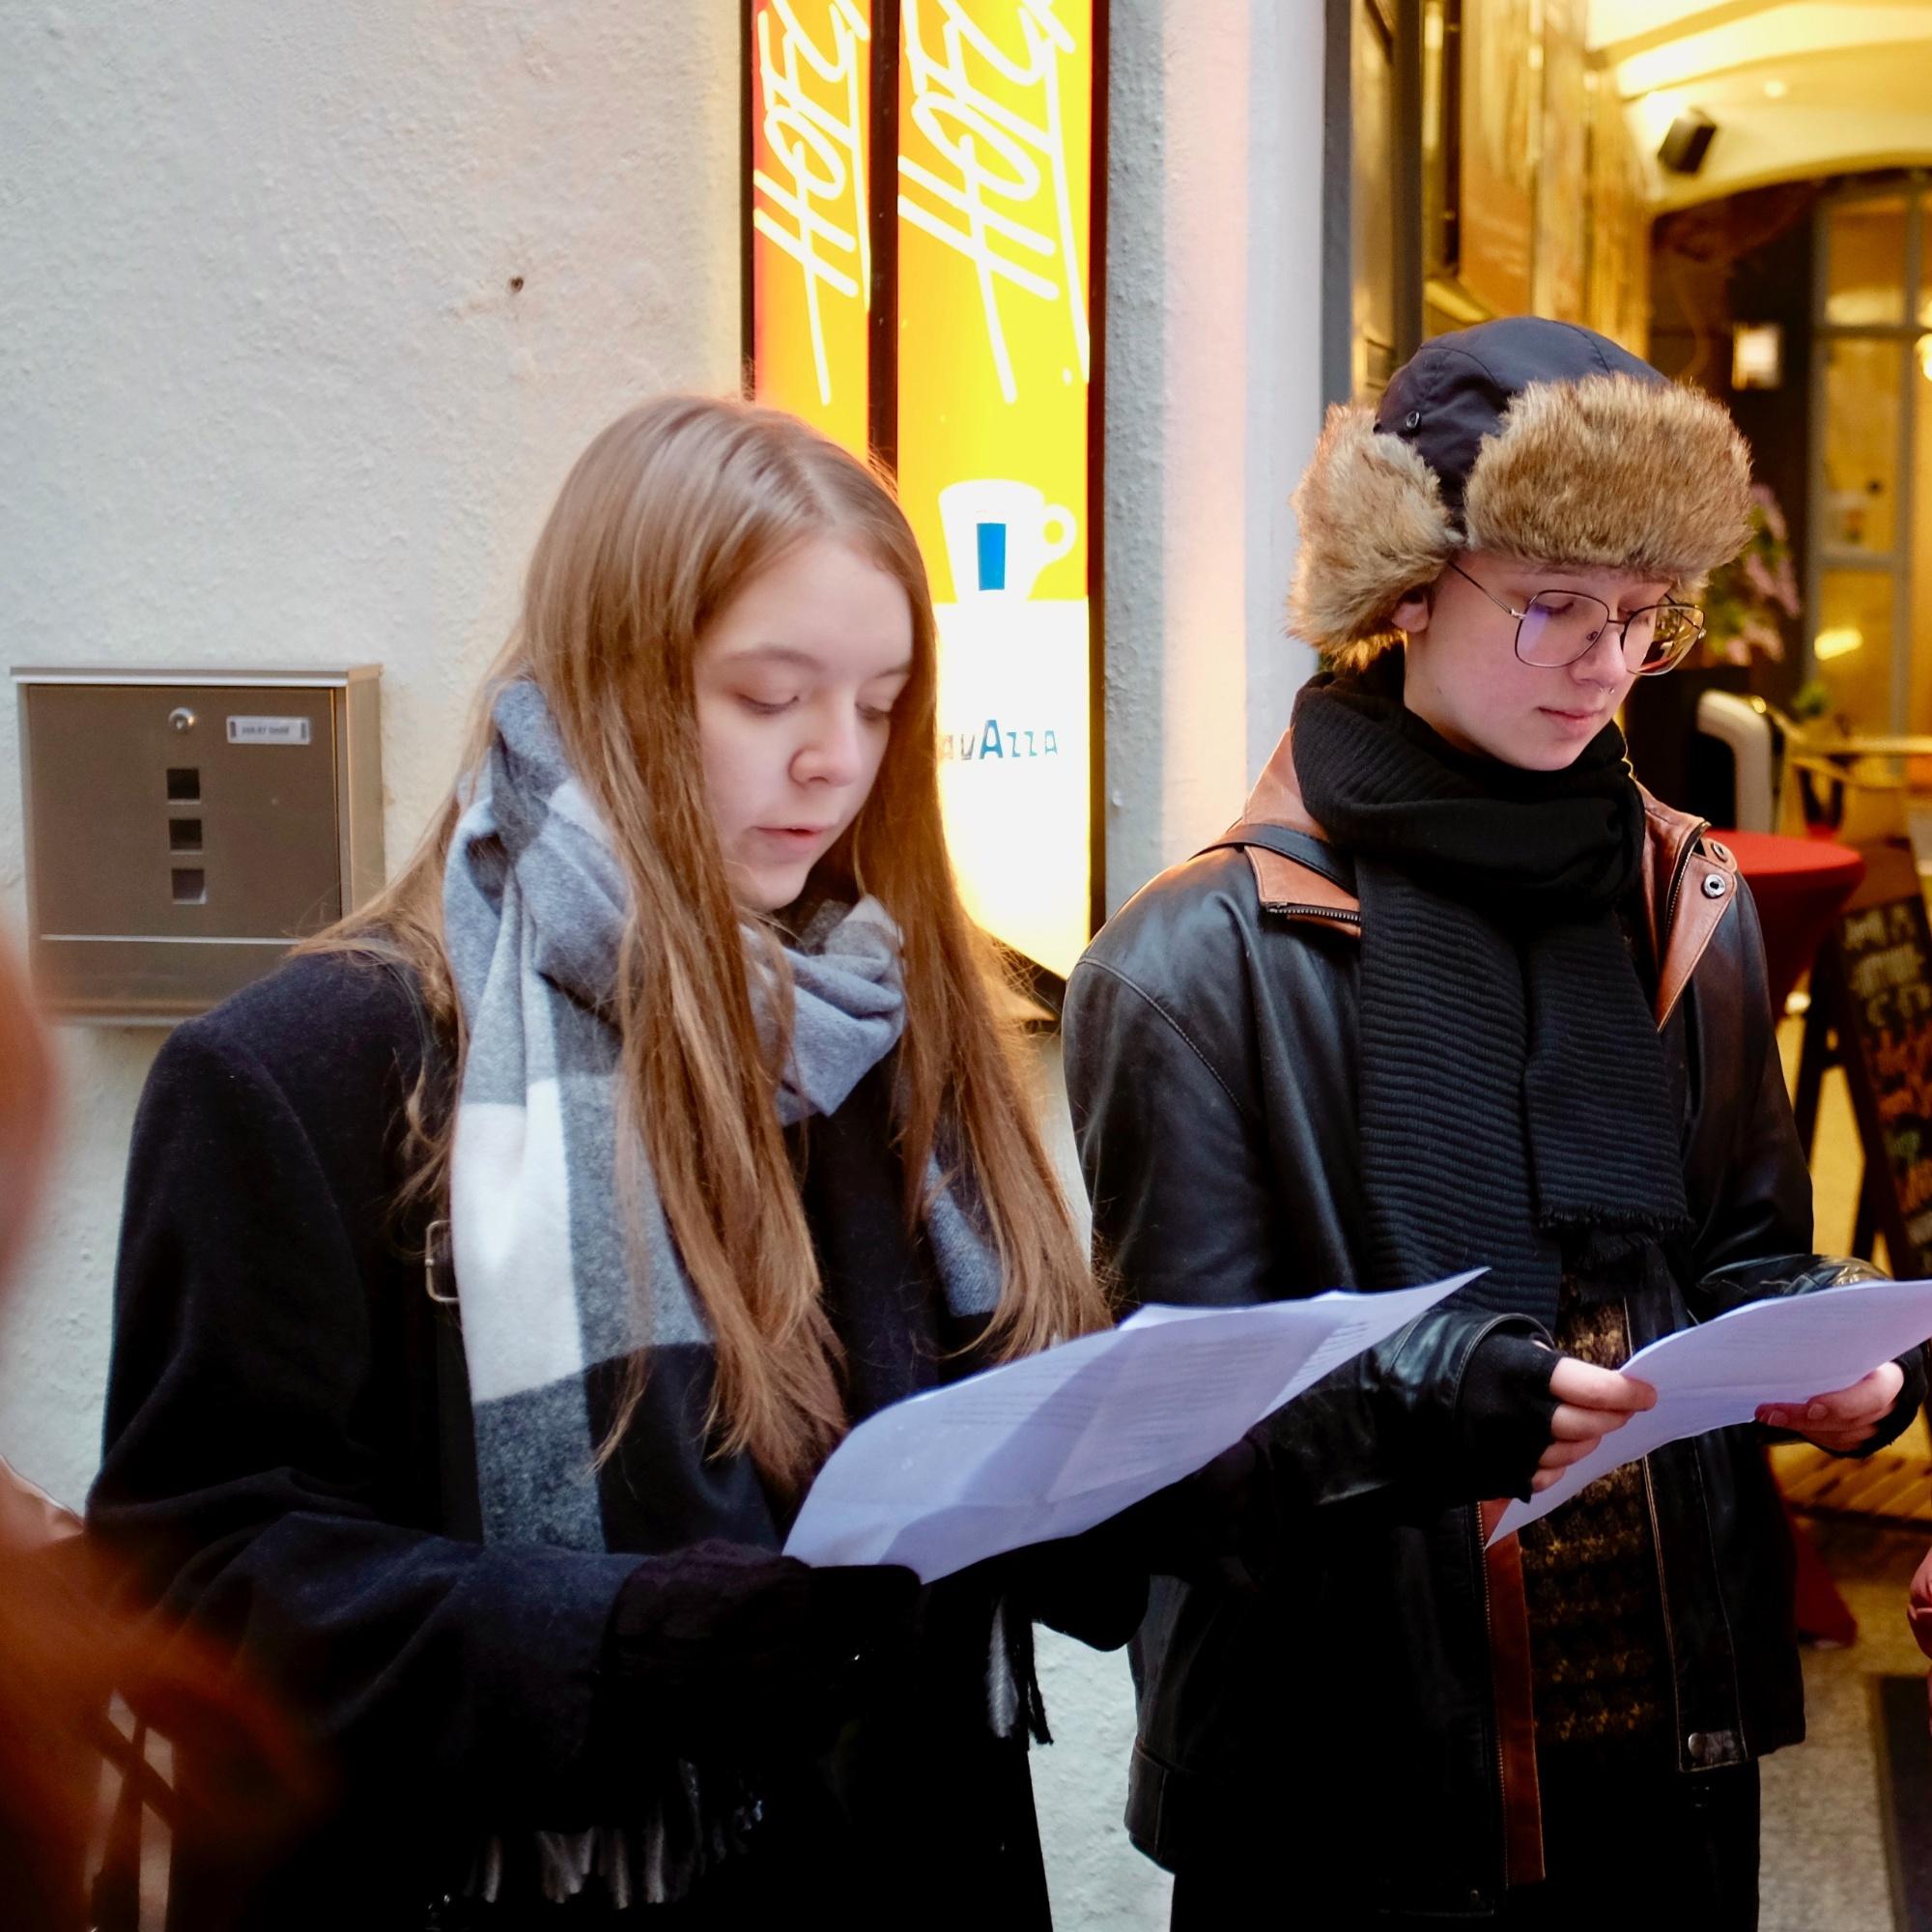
1291, 657, 1691, 1329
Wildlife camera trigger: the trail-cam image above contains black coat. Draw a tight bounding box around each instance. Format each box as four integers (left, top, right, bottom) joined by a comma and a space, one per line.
87, 952, 1055, 1930
1062, 737, 1923, 1917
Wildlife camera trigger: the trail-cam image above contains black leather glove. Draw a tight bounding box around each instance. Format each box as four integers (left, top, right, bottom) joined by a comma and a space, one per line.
602, 1541, 920, 1765
1454, 1321, 1561, 1502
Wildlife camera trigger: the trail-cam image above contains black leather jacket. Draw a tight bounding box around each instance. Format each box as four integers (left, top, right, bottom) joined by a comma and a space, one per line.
1062, 731, 1923, 1918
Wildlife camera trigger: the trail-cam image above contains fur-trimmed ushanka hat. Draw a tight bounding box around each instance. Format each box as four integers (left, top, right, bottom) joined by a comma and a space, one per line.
1289, 316, 1753, 665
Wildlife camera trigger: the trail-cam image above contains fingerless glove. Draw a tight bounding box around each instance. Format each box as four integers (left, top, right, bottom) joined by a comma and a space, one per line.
1454, 1323, 1561, 1502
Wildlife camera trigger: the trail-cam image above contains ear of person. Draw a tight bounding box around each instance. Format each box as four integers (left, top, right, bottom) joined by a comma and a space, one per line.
1389, 586, 1433, 636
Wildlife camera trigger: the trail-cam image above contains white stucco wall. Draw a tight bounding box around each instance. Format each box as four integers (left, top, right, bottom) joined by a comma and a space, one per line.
0, 4, 1324, 1925
1098, 0, 1324, 910
0, 0, 742, 1502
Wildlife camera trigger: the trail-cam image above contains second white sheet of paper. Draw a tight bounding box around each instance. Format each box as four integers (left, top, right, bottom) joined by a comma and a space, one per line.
1492, 1276, 1932, 1544
784, 1269, 1482, 1581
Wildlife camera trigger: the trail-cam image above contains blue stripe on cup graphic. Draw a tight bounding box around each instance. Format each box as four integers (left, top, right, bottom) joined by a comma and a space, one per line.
976, 522, 1008, 592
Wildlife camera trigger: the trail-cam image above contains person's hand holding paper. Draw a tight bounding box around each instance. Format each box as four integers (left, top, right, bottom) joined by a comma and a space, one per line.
1494, 1277, 1932, 1543
1529, 1355, 1658, 1494
1757, 1359, 1906, 1452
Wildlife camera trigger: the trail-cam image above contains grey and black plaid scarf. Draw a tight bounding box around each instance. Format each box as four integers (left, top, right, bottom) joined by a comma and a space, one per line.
440, 679, 1012, 1904
445, 676, 1004, 1545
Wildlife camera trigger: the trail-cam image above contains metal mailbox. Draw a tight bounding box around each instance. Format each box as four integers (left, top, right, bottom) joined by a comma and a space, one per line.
12, 667, 383, 1023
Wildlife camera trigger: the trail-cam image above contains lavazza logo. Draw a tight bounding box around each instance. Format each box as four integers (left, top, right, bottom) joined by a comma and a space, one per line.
941, 719, 1062, 763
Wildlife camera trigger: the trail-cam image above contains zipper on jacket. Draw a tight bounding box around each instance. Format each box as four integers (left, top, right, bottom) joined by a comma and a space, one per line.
1263, 901, 1363, 927
1470, 1506, 1511, 1895
1639, 1457, 1689, 1764
1629, 1293, 1686, 1760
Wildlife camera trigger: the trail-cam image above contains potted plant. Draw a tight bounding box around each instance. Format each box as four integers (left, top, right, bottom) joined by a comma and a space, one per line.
1699, 484, 1799, 667
1624, 483, 1798, 816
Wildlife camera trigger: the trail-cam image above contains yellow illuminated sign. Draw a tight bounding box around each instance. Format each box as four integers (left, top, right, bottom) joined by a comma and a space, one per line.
747, 0, 1102, 980
895, 0, 1093, 600
749, 0, 873, 450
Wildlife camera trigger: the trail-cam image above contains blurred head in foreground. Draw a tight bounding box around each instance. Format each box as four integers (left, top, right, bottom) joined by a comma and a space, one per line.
0, 942, 317, 1929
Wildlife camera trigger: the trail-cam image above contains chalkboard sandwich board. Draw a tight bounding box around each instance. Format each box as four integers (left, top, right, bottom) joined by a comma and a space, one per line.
1800, 840, 1932, 1279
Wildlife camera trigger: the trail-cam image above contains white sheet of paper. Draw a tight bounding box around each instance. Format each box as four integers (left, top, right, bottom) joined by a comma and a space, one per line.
1492, 1277, 1932, 1545
783, 1269, 1480, 1582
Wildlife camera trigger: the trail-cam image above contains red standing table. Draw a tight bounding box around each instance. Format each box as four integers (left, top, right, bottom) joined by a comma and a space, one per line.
1708, 830, 1867, 1013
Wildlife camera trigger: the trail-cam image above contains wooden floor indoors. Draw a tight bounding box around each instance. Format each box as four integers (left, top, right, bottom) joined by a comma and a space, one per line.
1766, 1011, 1932, 1931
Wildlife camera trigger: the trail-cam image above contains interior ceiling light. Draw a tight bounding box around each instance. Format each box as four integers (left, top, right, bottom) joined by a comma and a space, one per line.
1763, 78, 1789, 99
1815, 626, 1864, 661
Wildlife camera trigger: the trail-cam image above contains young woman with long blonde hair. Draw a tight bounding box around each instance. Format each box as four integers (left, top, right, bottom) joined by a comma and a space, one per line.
89, 396, 1126, 1928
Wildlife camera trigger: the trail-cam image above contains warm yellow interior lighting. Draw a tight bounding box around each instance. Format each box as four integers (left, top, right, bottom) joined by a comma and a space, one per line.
1918, 332, 1932, 382
1732, 321, 1782, 388
1633, 87, 1688, 152
1815, 626, 1865, 661
1611, 11, 1932, 213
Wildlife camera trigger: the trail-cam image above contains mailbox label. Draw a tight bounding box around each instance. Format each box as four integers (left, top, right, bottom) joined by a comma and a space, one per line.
226, 716, 312, 746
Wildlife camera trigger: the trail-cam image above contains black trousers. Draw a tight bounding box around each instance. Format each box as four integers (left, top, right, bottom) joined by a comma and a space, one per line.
1169, 1758, 1760, 1930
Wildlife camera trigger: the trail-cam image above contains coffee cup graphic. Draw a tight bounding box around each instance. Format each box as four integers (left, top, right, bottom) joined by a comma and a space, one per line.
939, 480, 1077, 602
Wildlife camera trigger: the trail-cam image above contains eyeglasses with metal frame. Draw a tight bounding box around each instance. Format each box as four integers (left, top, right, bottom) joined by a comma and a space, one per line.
1445, 560, 1706, 676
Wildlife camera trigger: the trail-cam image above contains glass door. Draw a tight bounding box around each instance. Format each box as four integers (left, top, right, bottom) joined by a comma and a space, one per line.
1808, 181, 1926, 733
1351, 0, 1400, 400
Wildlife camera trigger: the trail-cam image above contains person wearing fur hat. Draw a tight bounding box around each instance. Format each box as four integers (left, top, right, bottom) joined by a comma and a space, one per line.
1063, 317, 1928, 1926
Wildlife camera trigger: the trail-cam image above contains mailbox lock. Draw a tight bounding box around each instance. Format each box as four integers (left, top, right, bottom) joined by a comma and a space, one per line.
167, 706, 197, 735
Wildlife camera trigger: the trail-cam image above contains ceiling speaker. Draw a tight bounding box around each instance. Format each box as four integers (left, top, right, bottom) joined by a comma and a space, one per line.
1659, 108, 1718, 176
